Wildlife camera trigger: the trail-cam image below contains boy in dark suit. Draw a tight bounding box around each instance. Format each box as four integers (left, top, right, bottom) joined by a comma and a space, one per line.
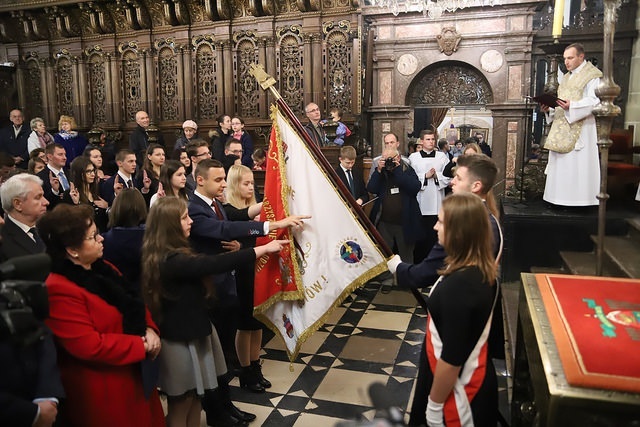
334, 145, 369, 206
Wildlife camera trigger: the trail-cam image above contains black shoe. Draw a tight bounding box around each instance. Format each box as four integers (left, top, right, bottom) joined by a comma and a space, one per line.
207, 410, 248, 427
251, 360, 272, 389
227, 403, 257, 423
239, 365, 265, 393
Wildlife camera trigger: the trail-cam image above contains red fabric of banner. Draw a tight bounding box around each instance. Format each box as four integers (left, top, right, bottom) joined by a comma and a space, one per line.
253, 127, 299, 308
536, 274, 640, 392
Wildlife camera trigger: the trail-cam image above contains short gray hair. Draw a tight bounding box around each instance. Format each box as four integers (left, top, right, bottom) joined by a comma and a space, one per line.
30, 117, 45, 131
1, 173, 43, 212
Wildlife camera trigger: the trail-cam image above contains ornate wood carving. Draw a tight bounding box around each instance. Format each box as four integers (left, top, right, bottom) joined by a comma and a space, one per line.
155, 39, 180, 121
233, 31, 260, 117
277, 25, 304, 115
323, 20, 353, 114
118, 42, 144, 122
85, 46, 108, 124
161, 0, 190, 26
54, 49, 76, 116
409, 62, 493, 106
193, 34, 220, 120
24, 53, 44, 119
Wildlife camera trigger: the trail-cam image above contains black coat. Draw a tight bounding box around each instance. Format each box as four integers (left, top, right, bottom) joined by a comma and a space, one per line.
0, 217, 45, 261
0, 125, 29, 169
334, 166, 369, 204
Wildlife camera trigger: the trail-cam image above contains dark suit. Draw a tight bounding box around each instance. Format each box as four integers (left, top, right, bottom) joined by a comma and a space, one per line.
37, 166, 70, 210
0, 217, 45, 261
188, 193, 267, 363
0, 125, 29, 169
100, 173, 135, 206
0, 327, 65, 426
334, 165, 369, 204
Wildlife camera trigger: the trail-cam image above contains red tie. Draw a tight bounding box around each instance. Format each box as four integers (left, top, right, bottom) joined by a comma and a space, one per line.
212, 201, 224, 220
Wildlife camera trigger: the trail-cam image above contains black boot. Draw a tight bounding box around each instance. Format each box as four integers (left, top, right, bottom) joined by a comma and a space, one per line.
251, 360, 272, 389
201, 388, 247, 427
218, 375, 257, 423
239, 365, 265, 393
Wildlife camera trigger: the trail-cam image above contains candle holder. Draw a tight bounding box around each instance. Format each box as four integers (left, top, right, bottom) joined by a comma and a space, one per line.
593, 0, 622, 276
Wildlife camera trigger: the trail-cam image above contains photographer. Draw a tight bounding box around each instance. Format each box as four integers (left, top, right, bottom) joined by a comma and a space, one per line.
367, 133, 423, 268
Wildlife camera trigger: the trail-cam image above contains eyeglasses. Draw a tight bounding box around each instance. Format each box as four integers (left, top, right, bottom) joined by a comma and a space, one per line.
306, 108, 320, 113
85, 169, 96, 174
85, 230, 100, 241
195, 151, 212, 158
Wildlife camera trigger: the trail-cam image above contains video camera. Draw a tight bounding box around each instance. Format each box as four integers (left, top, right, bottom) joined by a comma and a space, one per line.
0, 253, 52, 346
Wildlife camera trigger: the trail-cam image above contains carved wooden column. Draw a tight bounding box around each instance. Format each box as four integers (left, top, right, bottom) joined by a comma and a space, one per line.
222, 40, 234, 115
76, 55, 89, 127
257, 37, 268, 117
143, 48, 156, 118
14, 64, 26, 112
302, 32, 313, 106
311, 33, 323, 106
107, 52, 121, 125
41, 57, 56, 125
182, 44, 193, 120
265, 36, 276, 110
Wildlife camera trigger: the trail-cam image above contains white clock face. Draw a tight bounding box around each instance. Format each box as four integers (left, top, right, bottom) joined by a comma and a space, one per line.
397, 54, 418, 76
480, 49, 503, 73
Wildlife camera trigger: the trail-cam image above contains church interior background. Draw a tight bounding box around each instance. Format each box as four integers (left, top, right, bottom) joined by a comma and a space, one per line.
1, 0, 639, 426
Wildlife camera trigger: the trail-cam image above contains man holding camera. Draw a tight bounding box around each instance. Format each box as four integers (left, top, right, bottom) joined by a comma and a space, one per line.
367, 133, 423, 266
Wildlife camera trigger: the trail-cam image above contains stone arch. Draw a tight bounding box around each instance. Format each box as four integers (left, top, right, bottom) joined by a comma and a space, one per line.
406, 60, 494, 106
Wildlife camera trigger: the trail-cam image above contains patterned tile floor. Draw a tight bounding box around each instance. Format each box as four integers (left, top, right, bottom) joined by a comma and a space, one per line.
204, 282, 512, 427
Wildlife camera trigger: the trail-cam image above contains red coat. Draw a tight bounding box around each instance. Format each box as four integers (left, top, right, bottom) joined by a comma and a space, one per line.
45, 272, 165, 427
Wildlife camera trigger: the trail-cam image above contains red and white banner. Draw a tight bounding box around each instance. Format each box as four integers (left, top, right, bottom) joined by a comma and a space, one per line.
254, 106, 387, 361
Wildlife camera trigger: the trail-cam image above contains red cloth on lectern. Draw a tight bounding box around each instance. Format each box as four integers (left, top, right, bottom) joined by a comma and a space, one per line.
536, 274, 640, 393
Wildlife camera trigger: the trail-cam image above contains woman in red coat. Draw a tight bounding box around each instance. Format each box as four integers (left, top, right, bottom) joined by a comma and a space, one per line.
38, 203, 165, 427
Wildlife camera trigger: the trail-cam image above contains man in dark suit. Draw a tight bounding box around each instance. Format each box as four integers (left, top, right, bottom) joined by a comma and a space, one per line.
334, 145, 369, 206
36, 143, 70, 210
99, 149, 137, 206
189, 159, 308, 426
129, 111, 164, 168
0, 109, 30, 169
0, 173, 49, 260
185, 139, 211, 193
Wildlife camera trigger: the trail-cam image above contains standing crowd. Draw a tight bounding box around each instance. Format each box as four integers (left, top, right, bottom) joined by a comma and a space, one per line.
1, 101, 506, 427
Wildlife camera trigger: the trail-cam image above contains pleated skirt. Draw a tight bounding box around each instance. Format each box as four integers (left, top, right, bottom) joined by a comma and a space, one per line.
157, 326, 227, 397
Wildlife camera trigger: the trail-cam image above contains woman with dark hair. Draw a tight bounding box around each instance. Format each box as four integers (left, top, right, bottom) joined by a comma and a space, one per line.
102, 188, 148, 294
83, 145, 109, 181
209, 114, 231, 162
135, 143, 165, 206
64, 156, 109, 232
38, 203, 165, 427
230, 116, 253, 167
28, 156, 46, 175
149, 160, 188, 207
416, 193, 498, 427
141, 197, 287, 427
176, 147, 192, 176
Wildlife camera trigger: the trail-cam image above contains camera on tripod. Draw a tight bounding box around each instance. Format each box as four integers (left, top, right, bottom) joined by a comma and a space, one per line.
0, 254, 51, 346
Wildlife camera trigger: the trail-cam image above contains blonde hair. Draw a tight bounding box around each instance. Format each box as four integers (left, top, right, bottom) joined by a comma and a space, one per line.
438, 193, 496, 285
226, 164, 256, 208
58, 115, 77, 131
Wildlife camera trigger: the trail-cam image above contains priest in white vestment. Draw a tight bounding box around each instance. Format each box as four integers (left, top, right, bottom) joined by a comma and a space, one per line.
541, 43, 603, 207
